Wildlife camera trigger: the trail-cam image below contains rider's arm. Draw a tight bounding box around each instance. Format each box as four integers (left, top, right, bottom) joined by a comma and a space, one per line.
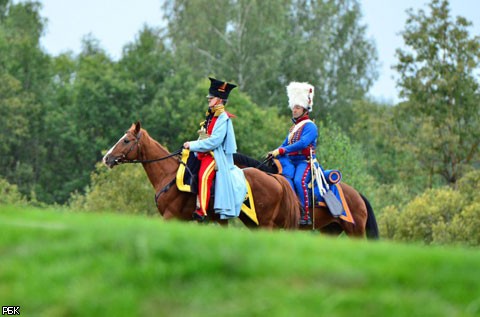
188, 113, 228, 152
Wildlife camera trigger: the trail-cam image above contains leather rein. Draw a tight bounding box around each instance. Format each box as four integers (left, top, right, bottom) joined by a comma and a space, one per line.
119, 131, 182, 164
116, 130, 183, 204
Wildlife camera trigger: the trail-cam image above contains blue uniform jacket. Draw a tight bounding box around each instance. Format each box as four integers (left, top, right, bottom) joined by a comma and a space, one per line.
281, 120, 318, 159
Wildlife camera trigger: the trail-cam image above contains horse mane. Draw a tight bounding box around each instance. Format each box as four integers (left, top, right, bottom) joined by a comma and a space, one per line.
139, 128, 172, 154
233, 153, 278, 174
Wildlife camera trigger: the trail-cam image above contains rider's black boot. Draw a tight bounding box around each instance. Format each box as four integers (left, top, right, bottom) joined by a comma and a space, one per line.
299, 206, 312, 226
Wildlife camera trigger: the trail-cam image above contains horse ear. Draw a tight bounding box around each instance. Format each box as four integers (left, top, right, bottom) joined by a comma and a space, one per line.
134, 121, 141, 134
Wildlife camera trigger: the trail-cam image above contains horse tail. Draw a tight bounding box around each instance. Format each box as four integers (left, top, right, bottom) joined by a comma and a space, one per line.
270, 174, 299, 229
361, 194, 379, 240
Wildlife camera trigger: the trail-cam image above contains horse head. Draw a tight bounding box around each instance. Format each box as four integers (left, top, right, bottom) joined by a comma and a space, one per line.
103, 121, 143, 168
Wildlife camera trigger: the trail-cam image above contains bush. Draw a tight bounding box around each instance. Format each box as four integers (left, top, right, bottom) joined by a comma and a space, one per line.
379, 169, 480, 246
377, 205, 400, 239
445, 203, 480, 246
394, 188, 464, 244
68, 162, 158, 215
0, 178, 26, 206
457, 169, 480, 204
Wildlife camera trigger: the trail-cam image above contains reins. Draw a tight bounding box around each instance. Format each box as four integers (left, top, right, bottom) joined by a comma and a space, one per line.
115, 129, 184, 164
121, 148, 182, 164
255, 156, 273, 170
121, 144, 183, 203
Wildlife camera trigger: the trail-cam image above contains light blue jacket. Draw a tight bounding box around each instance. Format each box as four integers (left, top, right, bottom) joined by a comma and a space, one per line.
189, 112, 246, 219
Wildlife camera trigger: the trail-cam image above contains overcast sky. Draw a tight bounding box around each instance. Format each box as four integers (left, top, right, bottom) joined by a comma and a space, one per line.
37, 0, 480, 104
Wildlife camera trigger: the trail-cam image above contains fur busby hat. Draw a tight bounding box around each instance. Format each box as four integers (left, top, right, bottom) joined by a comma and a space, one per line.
207, 77, 237, 100
286, 82, 314, 112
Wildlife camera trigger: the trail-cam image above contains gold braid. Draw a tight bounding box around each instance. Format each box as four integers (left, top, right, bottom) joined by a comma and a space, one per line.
212, 104, 225, 117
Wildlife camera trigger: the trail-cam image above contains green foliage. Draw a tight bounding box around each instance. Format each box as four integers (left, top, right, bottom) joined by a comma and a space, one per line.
378, 169, 480, 246
0, 0, 51, 200
441, 170, 480, 246
456, 169, 480, 203
445, 203, 480, 246
164, 0, 378, 118
394, 0, 480, 185
377, 205, 400, 240
0, 74, 31, 172
0, 0, 50, 93
0, 178, 25, 205
68, 162, 157, 215
317, 119, 374, 192
220, 85, 288, 158
371, 183, 417, 217
39, 37, 145, 203
283, 0, 379, 127
348, 99, 435, 212
119, 26, 176, 108
394, 188, 464, 244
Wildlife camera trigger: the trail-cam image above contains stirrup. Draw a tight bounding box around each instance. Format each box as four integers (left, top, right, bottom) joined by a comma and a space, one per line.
192, 210, 207, 223
299, 216, 312, 226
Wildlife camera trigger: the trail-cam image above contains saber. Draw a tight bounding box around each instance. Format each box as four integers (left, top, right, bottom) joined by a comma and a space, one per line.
310, 148, 315, 230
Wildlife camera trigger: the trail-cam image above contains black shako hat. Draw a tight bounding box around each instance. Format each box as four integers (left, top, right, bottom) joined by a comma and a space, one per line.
207, 77, 237, 100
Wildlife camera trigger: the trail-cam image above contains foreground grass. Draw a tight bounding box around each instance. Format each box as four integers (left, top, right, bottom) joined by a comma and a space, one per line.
1, 205, 479, 317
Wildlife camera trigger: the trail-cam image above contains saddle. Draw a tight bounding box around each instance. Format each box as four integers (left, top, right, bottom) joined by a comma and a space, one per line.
274, 156, 354, 223
309, 165, 354, 223
176, 149, 259, 225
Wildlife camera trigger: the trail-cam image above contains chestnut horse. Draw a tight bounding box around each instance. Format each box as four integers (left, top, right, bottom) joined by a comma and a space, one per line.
234, 153, 379, 239
102, 122, 299, 229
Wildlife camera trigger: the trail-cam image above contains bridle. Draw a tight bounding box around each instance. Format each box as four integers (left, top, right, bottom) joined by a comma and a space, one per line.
117, 130, 182, 164
112, 129, 185, 206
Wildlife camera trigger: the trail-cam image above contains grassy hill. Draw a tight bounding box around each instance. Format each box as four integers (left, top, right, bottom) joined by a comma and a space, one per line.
1, 205, 479, 317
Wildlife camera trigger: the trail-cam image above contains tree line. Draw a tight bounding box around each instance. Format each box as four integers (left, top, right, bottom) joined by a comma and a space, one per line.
1, 0, 479, 245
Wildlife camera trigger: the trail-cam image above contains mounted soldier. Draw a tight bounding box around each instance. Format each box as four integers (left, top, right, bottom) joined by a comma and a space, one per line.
268, 82, 318, 225
183, 77, 246, 222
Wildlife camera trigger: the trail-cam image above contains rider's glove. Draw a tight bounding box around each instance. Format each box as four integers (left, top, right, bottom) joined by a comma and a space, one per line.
268, 148, 285, 158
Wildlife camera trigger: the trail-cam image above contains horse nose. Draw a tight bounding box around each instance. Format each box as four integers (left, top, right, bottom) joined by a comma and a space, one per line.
102, 154, 111, 166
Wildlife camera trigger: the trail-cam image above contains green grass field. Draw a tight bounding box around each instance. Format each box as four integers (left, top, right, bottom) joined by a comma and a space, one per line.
1, 205, 479, 317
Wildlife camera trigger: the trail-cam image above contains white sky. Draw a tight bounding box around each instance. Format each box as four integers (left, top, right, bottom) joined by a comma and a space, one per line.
36, 0, 480, 104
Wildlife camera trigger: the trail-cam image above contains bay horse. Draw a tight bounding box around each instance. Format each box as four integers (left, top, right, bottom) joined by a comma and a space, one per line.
233, 153, 379, 239
102, 122, 299, 229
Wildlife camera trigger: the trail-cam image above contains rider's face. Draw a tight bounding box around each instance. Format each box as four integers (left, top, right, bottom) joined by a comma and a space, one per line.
292, 105, 305, 119
208, 96, 222, 108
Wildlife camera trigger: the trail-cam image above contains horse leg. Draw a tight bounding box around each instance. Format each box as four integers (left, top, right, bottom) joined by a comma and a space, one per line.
311, 205, 365, 238
311, 206, 338, 234
340, 220, 365, 238
157, 189, 196, 221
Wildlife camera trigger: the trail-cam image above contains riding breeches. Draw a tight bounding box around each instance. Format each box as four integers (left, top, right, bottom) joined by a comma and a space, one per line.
196, 153, 216, 216
278, 156, 312, 214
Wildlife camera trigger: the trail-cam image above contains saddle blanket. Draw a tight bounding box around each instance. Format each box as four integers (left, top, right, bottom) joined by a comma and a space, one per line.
313, 180, 354, 224
176, 149, 259, 225
274, 158, 353, 223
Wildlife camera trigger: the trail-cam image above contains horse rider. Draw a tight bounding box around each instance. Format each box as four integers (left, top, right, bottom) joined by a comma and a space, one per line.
183, 77, 246, 222
268, 82, 318, 225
